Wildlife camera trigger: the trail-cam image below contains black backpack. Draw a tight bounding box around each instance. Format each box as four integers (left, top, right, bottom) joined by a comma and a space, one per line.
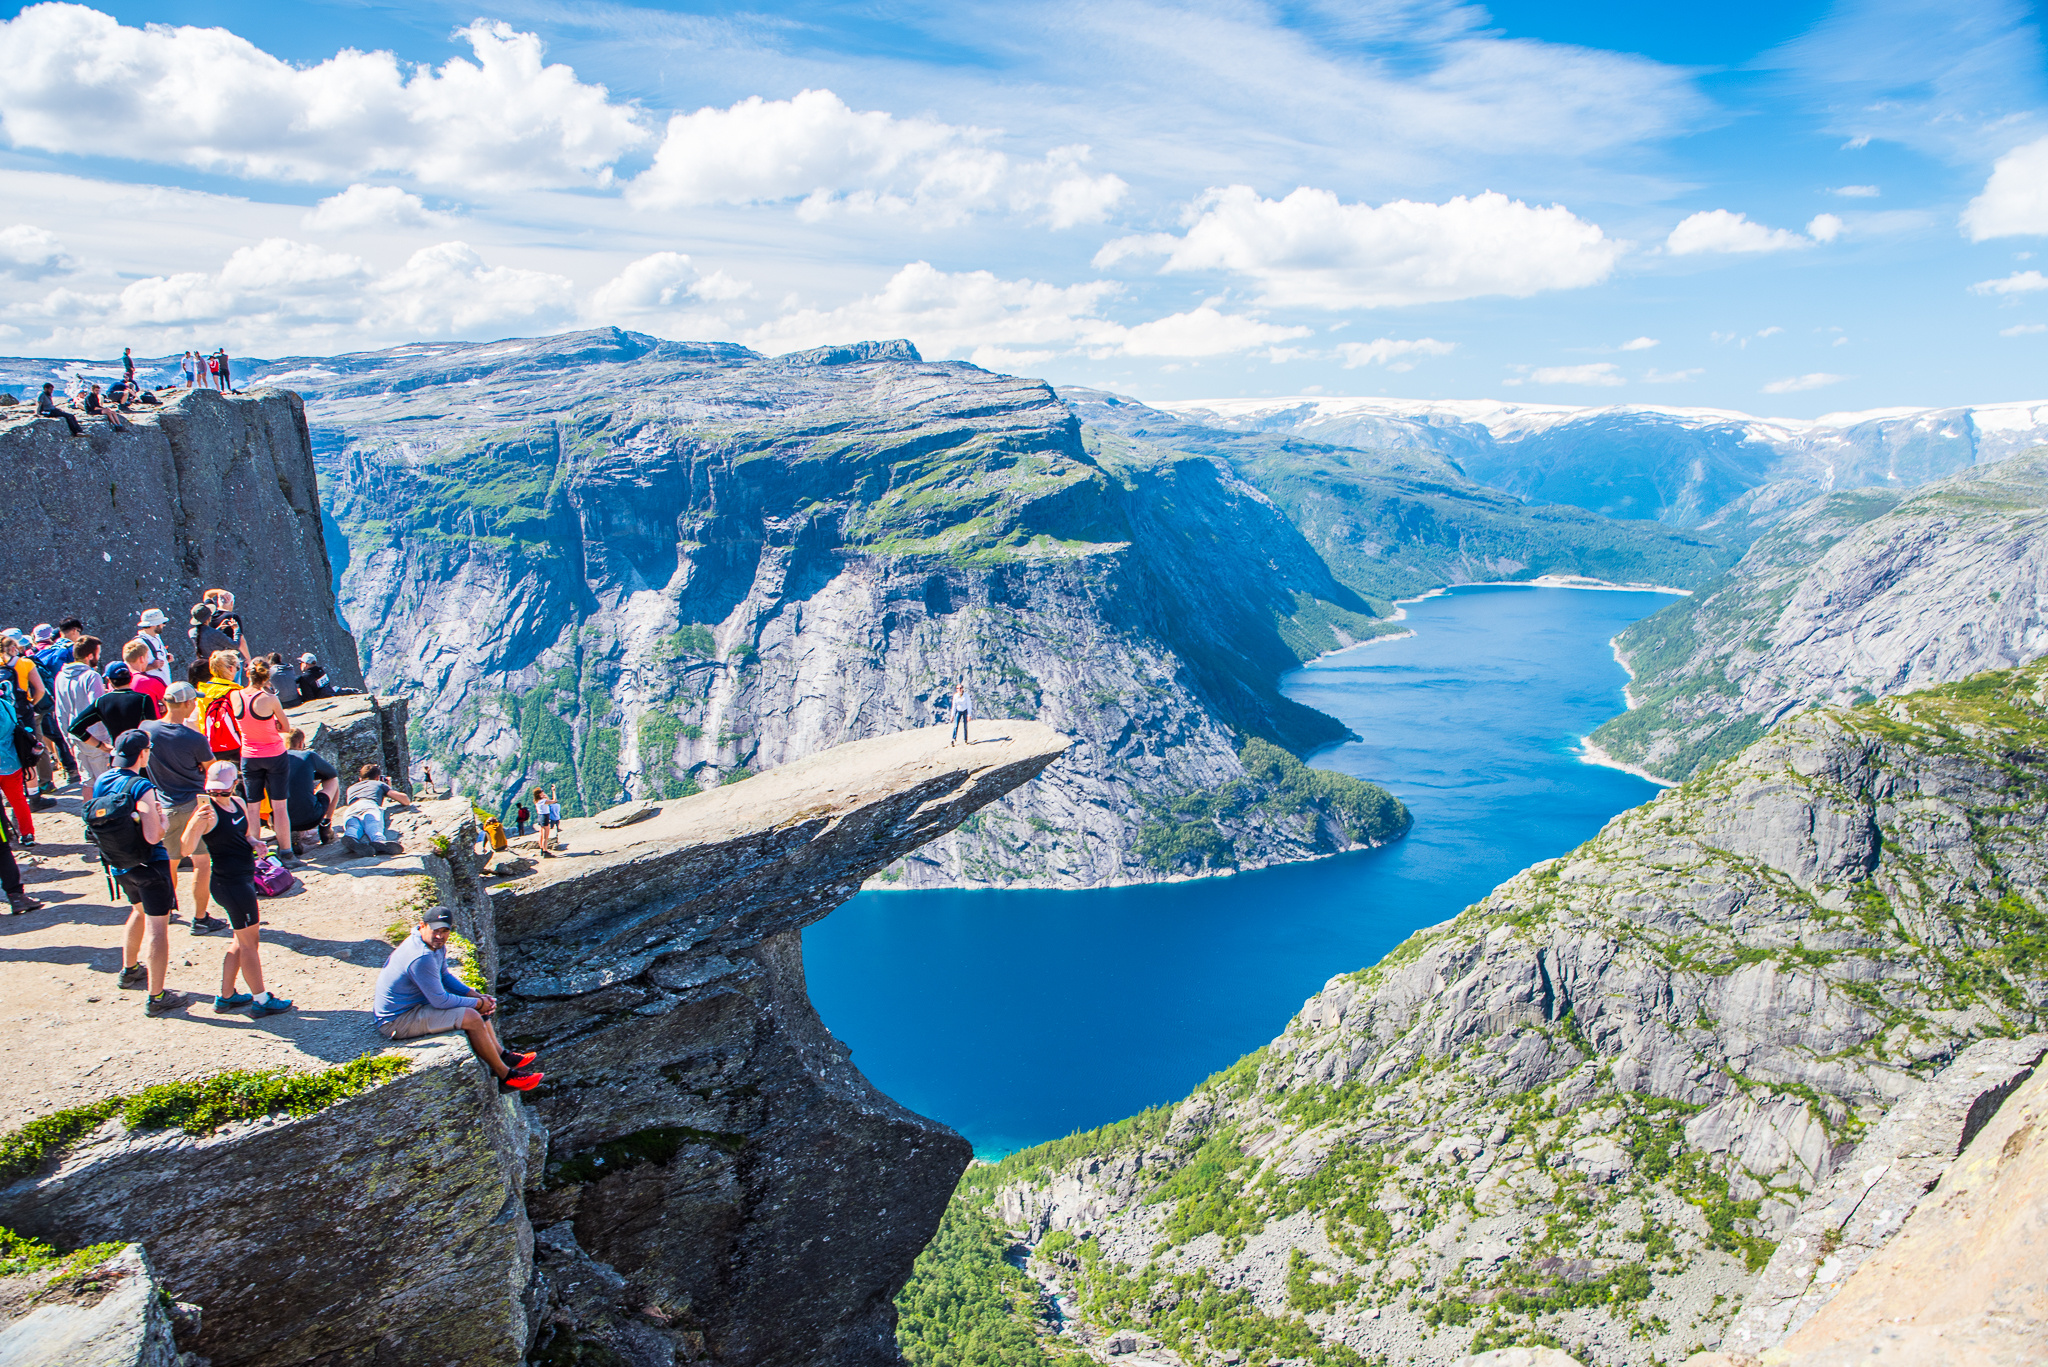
85, 772, 158, 871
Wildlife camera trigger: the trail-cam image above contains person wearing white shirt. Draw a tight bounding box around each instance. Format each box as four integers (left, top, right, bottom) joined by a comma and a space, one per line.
134, 609, 174, 686
949, 681, 973, 746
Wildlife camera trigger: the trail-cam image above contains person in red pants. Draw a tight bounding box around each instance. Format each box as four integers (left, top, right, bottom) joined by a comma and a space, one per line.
0, 675, 36, 846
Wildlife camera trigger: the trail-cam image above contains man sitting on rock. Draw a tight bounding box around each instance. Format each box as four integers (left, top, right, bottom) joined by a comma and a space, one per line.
372, 907, 541, 1094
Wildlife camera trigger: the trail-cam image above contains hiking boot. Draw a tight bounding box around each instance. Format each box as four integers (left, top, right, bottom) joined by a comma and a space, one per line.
29, 794, 54, 811
191, 915, 229, 936
15, 835, 32, 850
375, 840, 404, 856
118, 963, 147, 989
318, 823, 332, 845
213, 992, 254, 1012
339, 835, 363, 857
145, 989, 187, 1016
250, 995, 294, 1016
498, 1071, 543, 1094
7, 893, 43, 914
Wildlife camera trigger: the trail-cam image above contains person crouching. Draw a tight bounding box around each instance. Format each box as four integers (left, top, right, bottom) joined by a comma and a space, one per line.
182, 760, 291, 1016
372, 907, 541, 1094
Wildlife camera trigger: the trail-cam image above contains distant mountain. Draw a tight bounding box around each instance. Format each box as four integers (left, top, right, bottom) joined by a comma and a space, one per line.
1162, 395, 2048, 528
1590, 448, 2048, 780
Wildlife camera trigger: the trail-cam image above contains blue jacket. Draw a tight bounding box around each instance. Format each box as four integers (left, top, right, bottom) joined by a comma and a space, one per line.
372, 931, 479, 1022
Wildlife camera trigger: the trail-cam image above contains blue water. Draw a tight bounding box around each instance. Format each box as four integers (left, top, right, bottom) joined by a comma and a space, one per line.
802, 584, 1679, 1157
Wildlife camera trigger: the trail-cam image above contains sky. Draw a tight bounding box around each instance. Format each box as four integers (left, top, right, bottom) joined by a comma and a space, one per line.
0, 0, 2044, 416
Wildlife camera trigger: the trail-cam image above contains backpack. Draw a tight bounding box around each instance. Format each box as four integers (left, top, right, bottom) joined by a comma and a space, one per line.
30, 646, 64, 708
85, 772, 157, 871
203, 691, 243, 752
209, 357, 221, 375
253, 856, 296, 897
3, 685, 39, 771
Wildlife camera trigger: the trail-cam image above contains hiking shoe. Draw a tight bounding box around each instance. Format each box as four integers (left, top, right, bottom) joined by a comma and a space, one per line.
145, 990, 187, 1016
318, 824, 332, 845
498, 1071, 542, 1094
7, 893, 43, 914
504, 1051, 539, 1073
29, 794, 54, 811
250, 996, 294, 1016
374, 840, 404, 856
82, 852, 101, 864
339, 835, 362, 857
213, 992, 254, 1012
191, 915, 229, 936
16, 835, 32, 850
118, 963, 147, 988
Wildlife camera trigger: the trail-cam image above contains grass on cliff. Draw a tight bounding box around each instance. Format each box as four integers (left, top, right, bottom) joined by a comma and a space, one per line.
0, 1227, 125, 1284
0, 1054, 412, 1184
1138, 738, 1409, 874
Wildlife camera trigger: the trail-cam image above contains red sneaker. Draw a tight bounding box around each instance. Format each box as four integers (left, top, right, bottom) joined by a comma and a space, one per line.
498, 1071, 543, 1094
505, 1051, 539, 1072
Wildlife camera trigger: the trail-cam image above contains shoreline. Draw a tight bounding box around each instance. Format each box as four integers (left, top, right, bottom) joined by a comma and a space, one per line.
1303, 575, 1688, 666
1576, 735, 1675, 788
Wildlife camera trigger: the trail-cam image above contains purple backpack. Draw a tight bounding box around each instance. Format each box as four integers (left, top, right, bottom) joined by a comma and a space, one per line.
252, 856, 295, 897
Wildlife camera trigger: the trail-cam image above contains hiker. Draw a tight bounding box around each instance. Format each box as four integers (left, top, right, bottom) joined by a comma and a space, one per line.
69, 658, 162, 795
198, 651, 243, 761
90, 730, 182, 1015
0, 634, 55, 804
181, 351, 196, 389
133, 609, 174, 686
340, 763, 411, 857
29, 626, 80, 787
84, 383, 129, 431
0, 672, 38, 846
283, 727, 339, 854
122, 347, 135, 391
230, 659, 294, 859
36, 383, 82, 436
216, 349, 234, 394
949, 680, 973, 745
0, 810, 43, 915
190, 591, 250, 676
122, 639, 166, 710
373, 907, 540, 1092
55, 635, 110, 788
514, 801, 529, 837
533, 785, 557, 855
143, 682, 228, 937
182, 761, 291, 1015
293, 653, 335, 702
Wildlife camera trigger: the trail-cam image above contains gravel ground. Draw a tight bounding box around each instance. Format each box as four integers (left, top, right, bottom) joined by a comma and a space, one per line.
3, 788, 471, 1131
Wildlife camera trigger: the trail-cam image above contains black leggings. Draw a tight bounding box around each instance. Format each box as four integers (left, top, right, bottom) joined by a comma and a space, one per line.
0, 840, 20, 895
210, 875, 261, 930
241, 754, 288, 811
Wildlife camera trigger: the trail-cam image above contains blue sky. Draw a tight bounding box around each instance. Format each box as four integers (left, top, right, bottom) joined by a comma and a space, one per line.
0, 0, 2042, 415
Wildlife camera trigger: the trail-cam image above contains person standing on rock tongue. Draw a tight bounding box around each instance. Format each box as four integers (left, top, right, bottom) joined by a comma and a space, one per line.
532, 785, 556, 855
949, 680, 974, 746
183, 760, 291, 1016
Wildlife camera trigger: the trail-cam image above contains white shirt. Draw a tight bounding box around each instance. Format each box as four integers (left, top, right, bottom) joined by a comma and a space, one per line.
950, 691, 973, 715
136, 629, 172, 684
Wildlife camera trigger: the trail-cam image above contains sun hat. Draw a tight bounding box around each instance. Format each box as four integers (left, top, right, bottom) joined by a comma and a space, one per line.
31, 624, 54, 643
138, 608, 169, 627
114, 729, 151, 766
298, 653, 319, 665
165, 681, 199, 704
203, 760, 240, 793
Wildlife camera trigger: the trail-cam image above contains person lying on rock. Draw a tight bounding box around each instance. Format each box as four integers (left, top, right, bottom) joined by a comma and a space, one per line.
372, 907, 541, 1094
339, 762, 410, 857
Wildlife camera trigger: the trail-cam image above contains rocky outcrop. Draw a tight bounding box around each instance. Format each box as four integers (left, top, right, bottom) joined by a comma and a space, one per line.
0, 388, 362, 684
0, 1034, 541, 1367
275, 328, 1410, 888
498, 723, 1067, 1365
1593, 448, 2048, 780
291, 692, 412, 795
951, 661, 2048, 1367
0, 1244, 183, 1367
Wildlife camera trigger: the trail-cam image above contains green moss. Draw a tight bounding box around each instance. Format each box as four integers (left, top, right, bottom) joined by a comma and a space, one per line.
543, 1124, 745, 1189
0, 1227, 125, 1281
0, 1054, 413, 1183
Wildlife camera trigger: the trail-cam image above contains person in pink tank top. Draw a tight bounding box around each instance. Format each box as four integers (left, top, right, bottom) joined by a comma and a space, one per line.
231, 659, 295, 862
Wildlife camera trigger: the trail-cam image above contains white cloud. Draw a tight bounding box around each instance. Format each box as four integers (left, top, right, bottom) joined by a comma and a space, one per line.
1666, 209, 1833, 255
1963, 136, 2048, 240
1117, 306, 1311, 357
2001, 322, 2046, 336
1757, 326, 1785, 337
0, 8, 649, 188
1971, 270, 2048, 295
303, 185, 449, 233
1095, 186, 1622, 308
628, 90, 1126, 228
1336, 337, 1454, 370
588, 252, 753, 319
1644, 367, 1703, 382
1829, 185, 1881, 198
744, 261, 1123, 358
0, 223, 72, 279
1762, 372, 1846, 393
1505, 362, 1624, 387
371, 242, 577, 335
968, 347, 1057, 372
1618, 336, 1659, 351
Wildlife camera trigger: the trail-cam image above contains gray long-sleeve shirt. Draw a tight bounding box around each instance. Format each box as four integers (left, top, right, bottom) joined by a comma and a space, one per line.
372, 931, 479, 1022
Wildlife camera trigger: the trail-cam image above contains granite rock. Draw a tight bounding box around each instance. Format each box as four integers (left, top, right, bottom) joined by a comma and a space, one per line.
0, 1244, 181, 1367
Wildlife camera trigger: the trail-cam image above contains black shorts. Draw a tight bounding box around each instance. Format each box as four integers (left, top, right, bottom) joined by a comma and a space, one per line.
115, 862, 176, 917
241, 754, 288, 804
210, 875, 261, 930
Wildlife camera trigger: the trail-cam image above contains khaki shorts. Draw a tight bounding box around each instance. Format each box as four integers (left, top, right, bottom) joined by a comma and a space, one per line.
164, 799, 204, 861
375, 1004, 471, 1040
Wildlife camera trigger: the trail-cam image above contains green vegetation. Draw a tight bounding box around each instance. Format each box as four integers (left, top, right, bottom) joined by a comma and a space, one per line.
0, 1055, 412, 1183
1139, 738, 1409, 874
897, 1202, 1076, 1367
543, 1124, 744, 1189
0, 1227, 124, 1282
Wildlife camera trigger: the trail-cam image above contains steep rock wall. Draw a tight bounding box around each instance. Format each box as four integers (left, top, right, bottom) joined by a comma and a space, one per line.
0, 388, 362, 683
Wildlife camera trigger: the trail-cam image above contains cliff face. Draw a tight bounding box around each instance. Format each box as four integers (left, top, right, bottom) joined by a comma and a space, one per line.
1592, 448, 2048, 781
937, 661, 2048, 1367
0, 388, 362, 684
287, 329, 1408, 888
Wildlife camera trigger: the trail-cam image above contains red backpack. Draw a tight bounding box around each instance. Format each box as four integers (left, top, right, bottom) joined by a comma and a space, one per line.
203, 690, 243, 752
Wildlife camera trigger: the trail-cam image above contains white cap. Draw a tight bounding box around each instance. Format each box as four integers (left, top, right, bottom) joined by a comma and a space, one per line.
138, 608, 169, 627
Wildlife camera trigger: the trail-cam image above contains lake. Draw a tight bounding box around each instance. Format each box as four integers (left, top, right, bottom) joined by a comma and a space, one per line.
801, 584, 1680, 1157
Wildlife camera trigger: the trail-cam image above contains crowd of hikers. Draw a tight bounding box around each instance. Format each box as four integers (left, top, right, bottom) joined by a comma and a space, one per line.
23, 347, 242, 438
4, 591, 543, 1094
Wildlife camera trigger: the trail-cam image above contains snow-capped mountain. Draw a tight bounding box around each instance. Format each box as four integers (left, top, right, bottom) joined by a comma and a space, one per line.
1159, 396, 2048, 526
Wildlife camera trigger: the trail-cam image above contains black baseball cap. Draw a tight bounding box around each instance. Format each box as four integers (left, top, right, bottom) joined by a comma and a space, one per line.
113, 729, 150, 766
419, 908, 454, 929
